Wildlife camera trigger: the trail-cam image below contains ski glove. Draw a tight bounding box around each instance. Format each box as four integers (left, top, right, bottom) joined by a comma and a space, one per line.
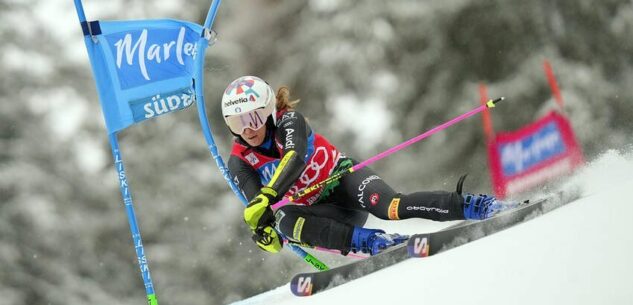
252, 226, 283, 253
244, 187, 283, 253
244, 187, 277, 231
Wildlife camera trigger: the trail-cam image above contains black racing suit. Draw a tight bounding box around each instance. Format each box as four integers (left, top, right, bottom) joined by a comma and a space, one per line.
228, 110, 465, 254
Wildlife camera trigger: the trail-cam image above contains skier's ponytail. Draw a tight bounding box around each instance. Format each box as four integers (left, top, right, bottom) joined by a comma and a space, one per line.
275, 86, 300, 112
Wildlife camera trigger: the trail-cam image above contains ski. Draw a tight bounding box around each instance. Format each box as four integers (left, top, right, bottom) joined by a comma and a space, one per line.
407, 190, 579, 257
290, 190, 580, 296
290, 242, 410, 296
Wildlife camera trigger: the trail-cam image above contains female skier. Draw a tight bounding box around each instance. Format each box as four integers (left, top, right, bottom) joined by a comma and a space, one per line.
223, 76, 509, 256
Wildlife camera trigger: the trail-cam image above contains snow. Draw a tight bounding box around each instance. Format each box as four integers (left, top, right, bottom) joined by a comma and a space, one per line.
231, 150, 633, 305
327, 94, 393, 153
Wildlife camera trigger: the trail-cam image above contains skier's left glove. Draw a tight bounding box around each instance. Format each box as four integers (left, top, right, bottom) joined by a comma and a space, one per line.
252, 226, 283, 253
244, 186, 278, 231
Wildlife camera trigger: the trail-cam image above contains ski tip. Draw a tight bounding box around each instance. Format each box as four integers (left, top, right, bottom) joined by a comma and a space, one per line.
407, 234, 431, 258
290, 274, 315, 297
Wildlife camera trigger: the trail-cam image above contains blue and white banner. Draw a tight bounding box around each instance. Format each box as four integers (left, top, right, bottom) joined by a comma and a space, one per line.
81, 19, 205, 133
487, 111, 585, 197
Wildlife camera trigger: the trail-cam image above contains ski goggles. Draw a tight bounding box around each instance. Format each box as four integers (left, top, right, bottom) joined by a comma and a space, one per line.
225, 107, 271, 134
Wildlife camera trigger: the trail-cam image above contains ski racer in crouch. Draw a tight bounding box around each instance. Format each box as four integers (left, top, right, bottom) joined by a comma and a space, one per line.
223, 76, 513, 256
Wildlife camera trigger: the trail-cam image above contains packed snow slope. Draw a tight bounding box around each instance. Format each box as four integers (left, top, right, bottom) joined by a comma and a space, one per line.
232, 150, 633, 305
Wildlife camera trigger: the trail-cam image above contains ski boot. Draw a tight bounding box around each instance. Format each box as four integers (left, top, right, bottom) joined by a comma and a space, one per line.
456, 174, 518, 220
463, 193, 521, 220
462, 193, 503, 220
350, 227, 409, 256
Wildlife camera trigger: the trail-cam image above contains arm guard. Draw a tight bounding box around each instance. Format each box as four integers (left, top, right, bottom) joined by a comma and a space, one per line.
264, 150, 305, 200
265, 111, 311, 199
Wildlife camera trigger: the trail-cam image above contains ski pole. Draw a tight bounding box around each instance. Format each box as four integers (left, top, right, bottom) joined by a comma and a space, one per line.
272, 97, 506, 210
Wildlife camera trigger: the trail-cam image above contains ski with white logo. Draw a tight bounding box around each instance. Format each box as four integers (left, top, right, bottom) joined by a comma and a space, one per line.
290, 190, 580, 297
407, 190, 579, 257
290, 242, 410, 296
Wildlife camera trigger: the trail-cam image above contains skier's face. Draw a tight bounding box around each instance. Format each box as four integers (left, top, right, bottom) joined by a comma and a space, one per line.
242, 125, 266, 146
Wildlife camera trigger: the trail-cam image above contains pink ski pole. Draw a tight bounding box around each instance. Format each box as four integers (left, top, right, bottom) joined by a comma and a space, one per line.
272, 97, 505, 210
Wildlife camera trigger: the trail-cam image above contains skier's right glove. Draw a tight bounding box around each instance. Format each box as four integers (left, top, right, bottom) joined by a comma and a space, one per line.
243, 186, 277, 231
251, 226, 283, 253
244, 187, 283, 253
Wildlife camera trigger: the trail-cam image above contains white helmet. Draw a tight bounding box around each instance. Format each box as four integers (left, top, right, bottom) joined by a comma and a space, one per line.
222, 76, 276, 134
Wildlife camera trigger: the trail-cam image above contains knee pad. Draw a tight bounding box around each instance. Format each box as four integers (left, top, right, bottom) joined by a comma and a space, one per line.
384, 194, 402, 220
365, 193, 401, 220
274, 207, 306, 242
